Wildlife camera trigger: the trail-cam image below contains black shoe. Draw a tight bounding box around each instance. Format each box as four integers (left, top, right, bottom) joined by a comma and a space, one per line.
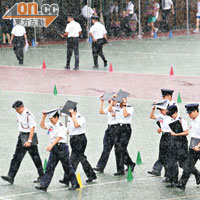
64, 66, 70, 69
125, 163, 136, 172
176, 183, 185, 191
33, 176, 43, 183
93, 167, 104, 173
19, 60, 23, 65
59, 179, 69, 186
166, 182, 176, 188
92, 65, 99, 69
73, 67, 79, 71
114, 171, 125, 176
35, 186, 47, 192
104, 60, 107, 67
195, 174, 200, 185
68, 184, 80, 190
1, 176, 14, 184
147, 170, 161, 176
162, 177, 170, 183
86, 175, 97, 183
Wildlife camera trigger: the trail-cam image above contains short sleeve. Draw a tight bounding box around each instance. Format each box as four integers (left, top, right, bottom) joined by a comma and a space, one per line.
103, 107, 108, 114
182, 119, 188, 131
11, 27, 16, 35
23, 27, 26, 34
103, 25, 107, 34
78, 24, 82, 32
155, 114, 161, 121
28, 114, 36, 128
77, 116, 86, 127
57, 126, 67, 138
89, 25, 94, 33
126, 106, 133, 116
65, 24, 70, 33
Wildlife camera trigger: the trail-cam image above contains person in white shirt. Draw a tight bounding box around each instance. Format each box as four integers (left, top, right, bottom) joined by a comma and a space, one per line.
193, 0, 200, 33
82, 2, 94, 19
176, 104, 200, 190
35, 109, 79, 192
89, 15, 108, 69
161, 0, 174, 32
61, 14, 82, 70
110, 1, 119, 22
10, 24, 28, 65
93, 93, 118, 173
166, 105, 189, 188
1, 101, 44, 185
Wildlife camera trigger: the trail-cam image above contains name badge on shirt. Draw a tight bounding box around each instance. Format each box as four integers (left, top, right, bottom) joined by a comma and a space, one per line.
47, 127, 53, 135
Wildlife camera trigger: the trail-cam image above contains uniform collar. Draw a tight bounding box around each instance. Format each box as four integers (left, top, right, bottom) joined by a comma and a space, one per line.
21, 108, 28, 115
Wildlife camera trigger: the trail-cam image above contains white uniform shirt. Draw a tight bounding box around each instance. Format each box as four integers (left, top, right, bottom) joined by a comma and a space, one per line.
155, 3, 160, 19
17, 108, 36, 132
11, 24, 26, 37
155, 113, 171, 132
114, 104, 133, 124
67, 112, 86, 136
163, 0, 173, 10
89, 22, 107, 40
110, 5, 119, 14
82, 5, 94, 19
126, 2, 134, 14
103, 107, 117, 125
197, 2, 200, 16
189, 115, 200, 139
65, 20, 82, 38
169, 116, 188, 131
45, 120, 67, 143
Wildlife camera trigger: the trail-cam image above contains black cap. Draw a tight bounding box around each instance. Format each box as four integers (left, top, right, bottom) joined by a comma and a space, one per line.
101, 92, 115, 101
91, 15, 99, 20
161, 89, 174, 97
153, 99, 169, 110
12, 100, 24, 109
185, 104, 199, 114
166, 105, 178, 116
67, 13, 75, 18
112, 89, 129, 103
61, 100, 78, 114
45, 108, 60, 118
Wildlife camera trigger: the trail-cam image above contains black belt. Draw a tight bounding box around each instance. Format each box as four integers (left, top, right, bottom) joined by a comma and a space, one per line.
162, 132, 171, 135
70, 133, 85, 138
20, 131, 30, 134
108, 124, 117, 128
56, 143, 66, 146
117, 124, 131, 127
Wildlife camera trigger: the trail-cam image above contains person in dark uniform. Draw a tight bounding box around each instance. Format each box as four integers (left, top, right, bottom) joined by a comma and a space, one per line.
2, 5, 12, 45
60, 100, 97, 183
93, 92, 118, 173
89, 15, 108, 69
10, 24, 28, 65
176, 104, 200, 190
109, 90, 135, 175
61, 14, 82, 70
166, 105, 189, 187
35, 109, 79, 192
1, 101, 44, 184
148, 89, 178, 182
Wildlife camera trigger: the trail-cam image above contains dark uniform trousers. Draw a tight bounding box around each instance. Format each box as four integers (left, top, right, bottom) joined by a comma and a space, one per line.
168, 137, 188, 183
92, 38, 107, 67
67, 37, 79, 68
8, 134, 43, 179
161, 9, 171, 32
179, 149, 200, 186
96, 124, 117, 170
114, 124, 135, 173
13, 36, 25, 63
121, 14, 133, 36
40, 143, 78, 188
158, 132, 172, 178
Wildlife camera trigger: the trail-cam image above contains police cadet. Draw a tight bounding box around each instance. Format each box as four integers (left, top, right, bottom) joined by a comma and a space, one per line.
176, 104, 200, 190
89, 15, 108, 69
166, 105, 188, 188
148, 89, 177, 181
1, 101, 44, 184
109, 90, 135, 176
61, 14, 82, 70
149, 99, 171, 182
60, 100, 97, 183
35, 109, 79, 192
10, 24, 28, 65
93, 92, 118, 173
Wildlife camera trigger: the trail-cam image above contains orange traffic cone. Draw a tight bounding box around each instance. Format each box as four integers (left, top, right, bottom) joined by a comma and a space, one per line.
109, 63, 113, 72
42, 60, 46, 69
170, 66, 174, 76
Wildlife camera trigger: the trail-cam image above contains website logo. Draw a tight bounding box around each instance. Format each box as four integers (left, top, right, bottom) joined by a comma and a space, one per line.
2, 2, 59, 28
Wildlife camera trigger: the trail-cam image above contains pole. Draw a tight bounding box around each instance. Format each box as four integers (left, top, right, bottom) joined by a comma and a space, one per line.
138, 0, 142, 38
33, 0, 37, 44
186, 0, 190, 35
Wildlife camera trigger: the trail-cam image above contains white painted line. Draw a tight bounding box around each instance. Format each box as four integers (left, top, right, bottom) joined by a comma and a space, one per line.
162, 192, 200, 200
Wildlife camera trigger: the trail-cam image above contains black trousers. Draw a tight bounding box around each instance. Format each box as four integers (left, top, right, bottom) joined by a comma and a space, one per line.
67, 37, 79, 68
179, 149, 200, 186
159, 132, 172, 178
40, 143, 78, 188
92, 39, 106, 67
69, 134, 96, 179
121, 14, 133, 36
13, 36, 25, 62
96, 125, 117, 170
161, 9, 171, 32
152, 159, 163, 173
8, 134, 43, 179
114, 124, 135, 173
169, 137, 188, 183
